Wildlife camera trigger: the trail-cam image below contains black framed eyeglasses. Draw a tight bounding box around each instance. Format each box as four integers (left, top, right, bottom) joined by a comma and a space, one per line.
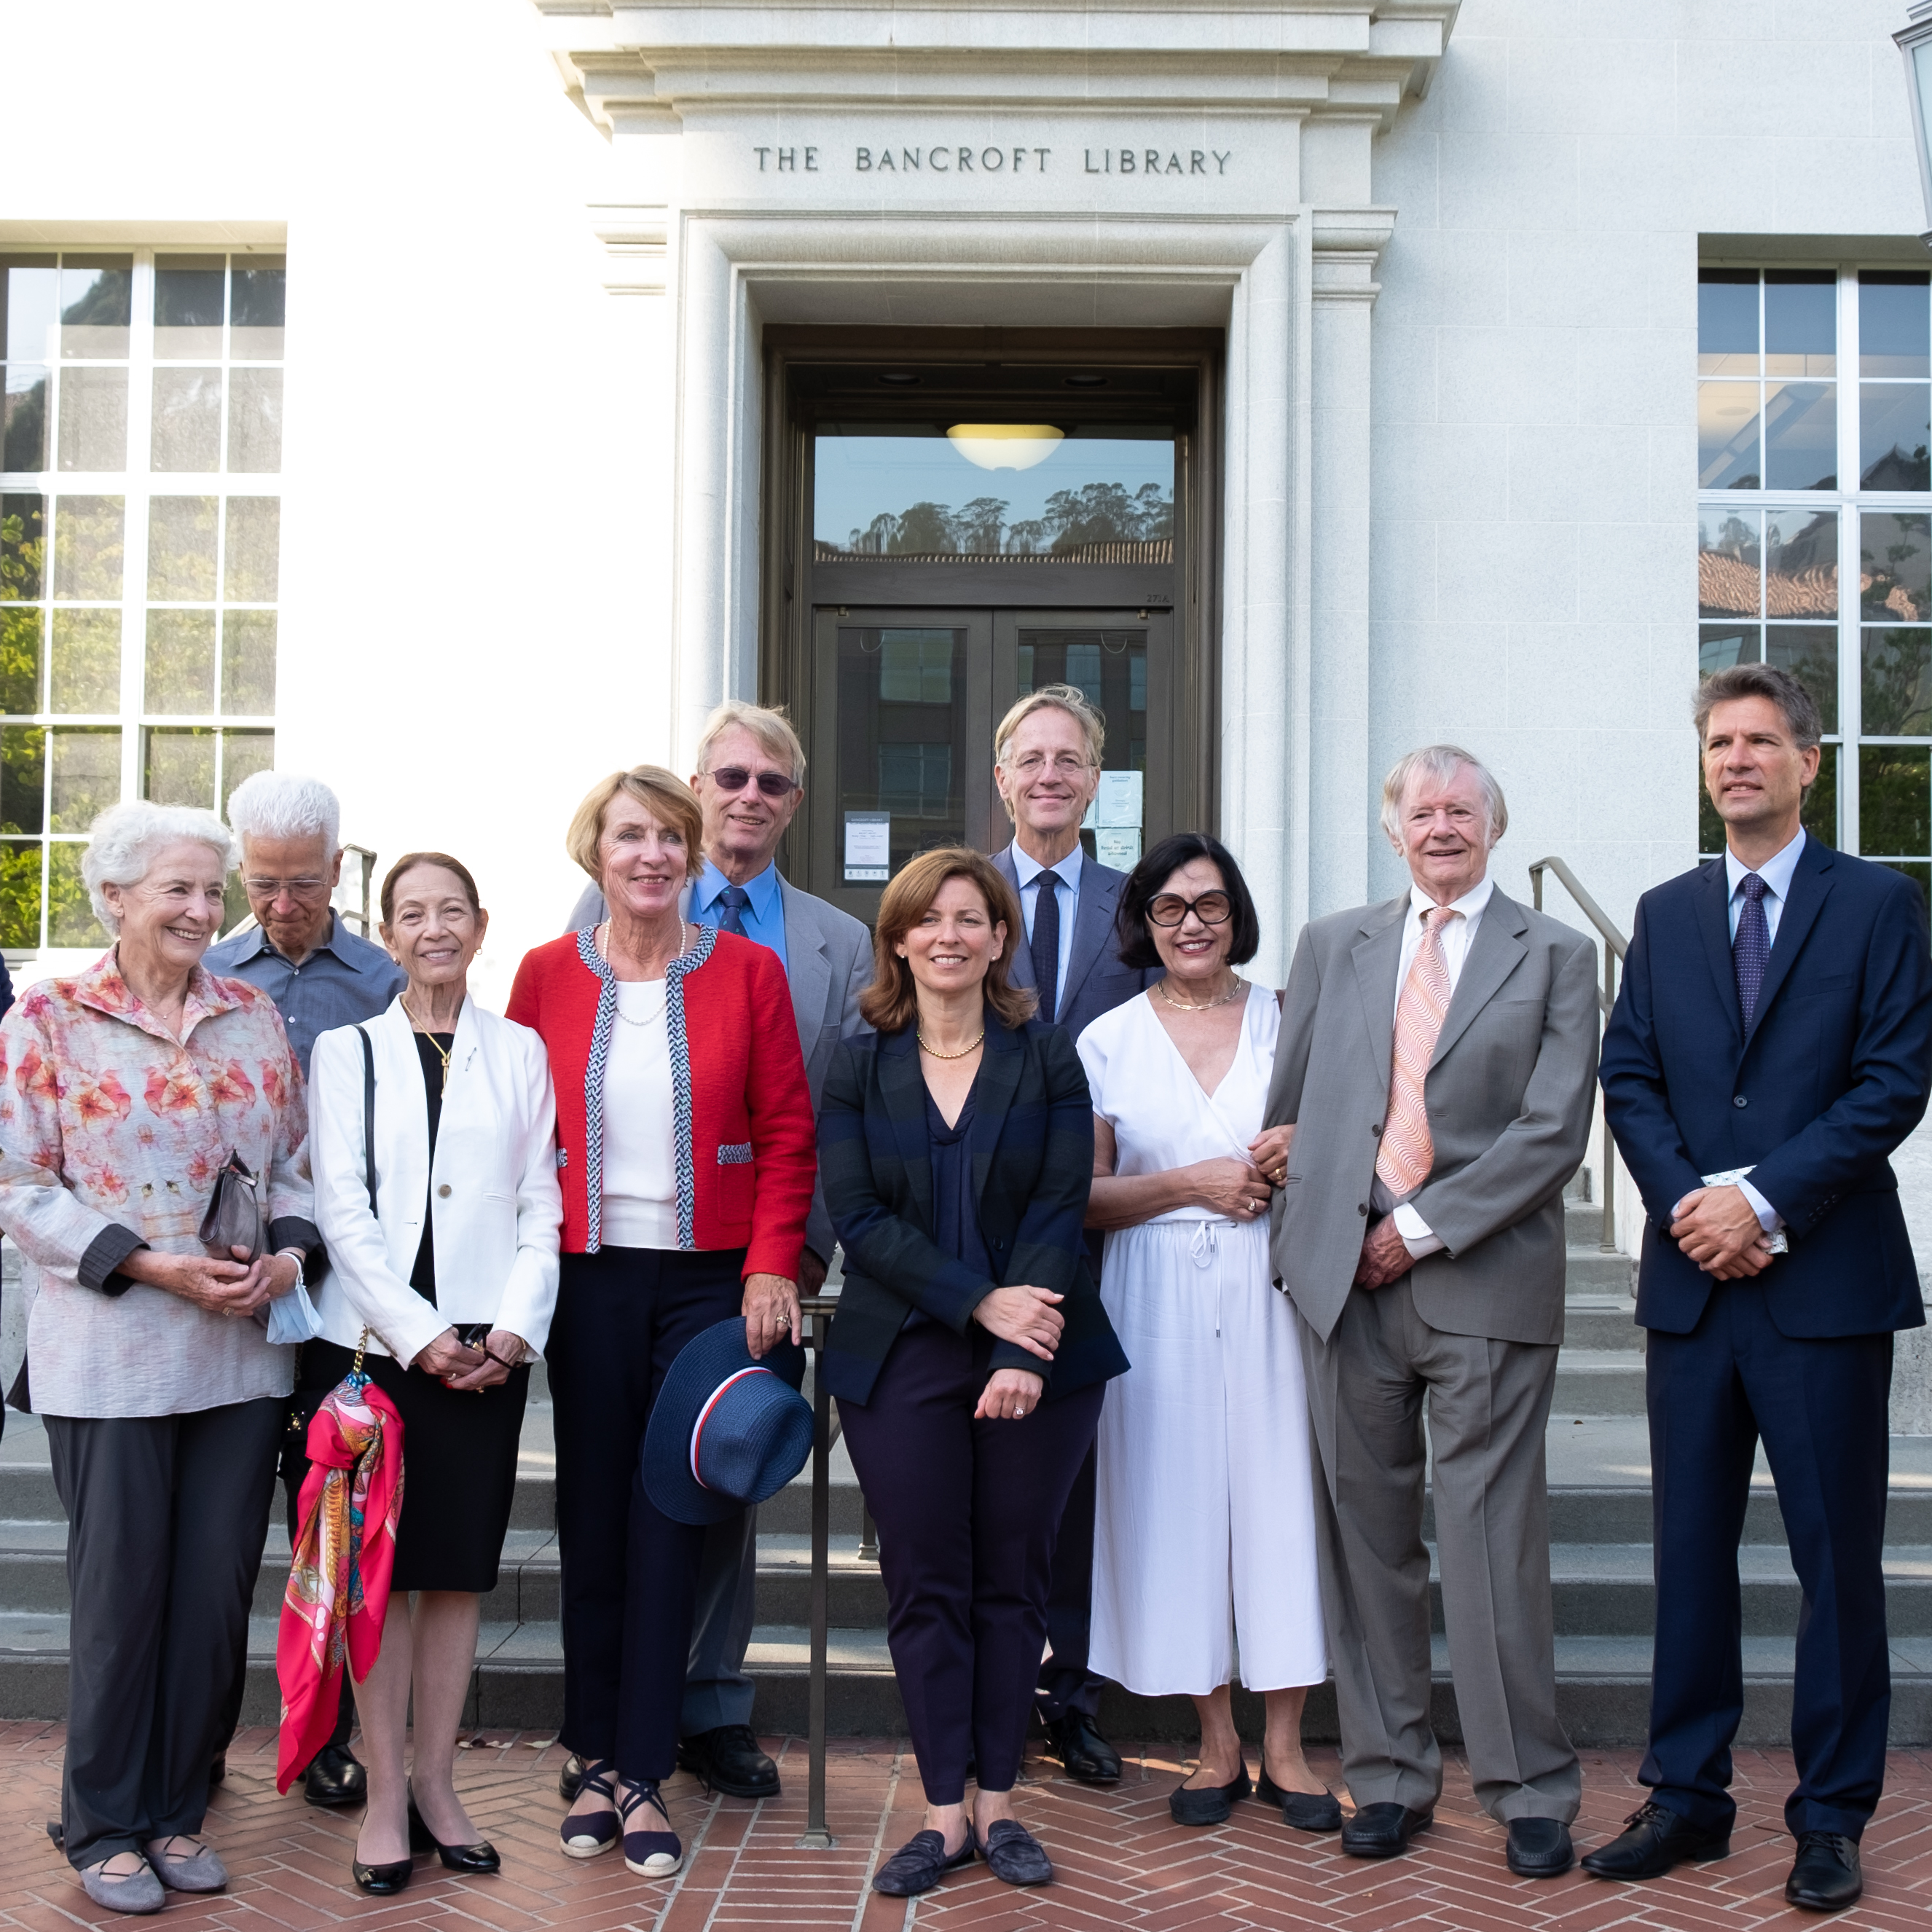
707, 766, 799, 798
1147, 891, 1233, 927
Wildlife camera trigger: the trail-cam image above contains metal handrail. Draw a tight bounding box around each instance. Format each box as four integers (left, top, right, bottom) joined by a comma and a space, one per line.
1528, 857, 1631, 1255
796, 1291, 841, 1850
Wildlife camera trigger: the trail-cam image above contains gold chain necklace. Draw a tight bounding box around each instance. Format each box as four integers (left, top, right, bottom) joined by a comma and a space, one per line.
1156, 973, 1244, 1013
403, 1001, 456, 1091
917, 1029, 986, 1060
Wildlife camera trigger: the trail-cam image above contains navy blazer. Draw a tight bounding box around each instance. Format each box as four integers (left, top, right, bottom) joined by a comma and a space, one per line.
817, 1014, 1128, 1406
992, 843, 1157, 1045
1601, 836, 1932, 1338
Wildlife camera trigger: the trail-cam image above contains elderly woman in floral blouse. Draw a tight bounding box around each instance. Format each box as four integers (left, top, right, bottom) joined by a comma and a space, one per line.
0, 800, 317, 1917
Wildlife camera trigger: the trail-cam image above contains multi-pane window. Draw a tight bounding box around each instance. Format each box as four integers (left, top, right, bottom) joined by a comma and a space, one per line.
1697, 267, 1932, 908
0, 251, 281, 951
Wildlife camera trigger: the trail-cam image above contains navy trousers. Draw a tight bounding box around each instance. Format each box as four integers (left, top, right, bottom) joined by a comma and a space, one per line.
1034, 1442, 1103, 1721
839, 1321, 1104, 1805
549, 1245, 745, 1783
1644, 1281, 1895, 1839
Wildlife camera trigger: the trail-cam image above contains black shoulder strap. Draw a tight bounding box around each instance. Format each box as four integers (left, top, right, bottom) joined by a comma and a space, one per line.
354, 1024, 377, 1212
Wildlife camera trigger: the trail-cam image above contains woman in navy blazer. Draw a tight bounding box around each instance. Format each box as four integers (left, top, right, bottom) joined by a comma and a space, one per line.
819, 847, 1126, 1901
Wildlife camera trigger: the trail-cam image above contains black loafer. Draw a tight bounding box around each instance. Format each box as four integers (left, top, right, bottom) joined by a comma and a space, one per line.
1506, 1817, 1575, 1877
1169, 1766, 1252, 1826
1341, 1802, 1432, 1858
351, 1858, 411, 1896
1042, 1711, 1122, 1785
1786, 1831, 1861, 1911
1257, 1770, 1342, 1833
1580, 1800, 1729, 1880
981, 1818, 1053, 1886
677, 1724, 780, 1799
872, 1827, 975, 1896
558, 1753, 585, 1805
303, 1742, 367, 1809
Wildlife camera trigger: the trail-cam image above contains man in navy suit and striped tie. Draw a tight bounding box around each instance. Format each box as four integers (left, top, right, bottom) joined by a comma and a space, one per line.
1598, 664, 1932, 1912
988, 684, 1155, 1782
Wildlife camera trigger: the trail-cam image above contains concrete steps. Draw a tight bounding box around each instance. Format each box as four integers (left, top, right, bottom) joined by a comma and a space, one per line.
5, 1178, 1931, 1745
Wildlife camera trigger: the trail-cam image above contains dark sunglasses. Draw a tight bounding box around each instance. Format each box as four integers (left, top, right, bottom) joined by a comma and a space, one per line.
707, 766, 799, 798
1147, 890, 1233, 928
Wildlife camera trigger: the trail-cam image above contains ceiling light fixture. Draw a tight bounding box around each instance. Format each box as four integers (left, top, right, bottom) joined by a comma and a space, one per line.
946, 423, 1065, 471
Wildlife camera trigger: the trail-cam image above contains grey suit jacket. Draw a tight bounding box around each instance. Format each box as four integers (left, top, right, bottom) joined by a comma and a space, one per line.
991, 841, 1156, 1046
1265, 884, 1600, 1347
565, 873, 873, 1260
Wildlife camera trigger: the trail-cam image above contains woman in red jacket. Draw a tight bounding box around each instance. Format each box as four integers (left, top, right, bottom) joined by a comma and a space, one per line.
507, 766, 814, 1882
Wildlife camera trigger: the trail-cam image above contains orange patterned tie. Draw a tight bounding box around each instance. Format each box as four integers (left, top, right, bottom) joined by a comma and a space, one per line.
1377, 906, 1458, 1198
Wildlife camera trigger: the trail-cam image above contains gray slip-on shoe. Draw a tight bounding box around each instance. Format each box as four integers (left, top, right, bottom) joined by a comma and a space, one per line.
80, 1856, 166, 1915
146, 1837, 229, 1892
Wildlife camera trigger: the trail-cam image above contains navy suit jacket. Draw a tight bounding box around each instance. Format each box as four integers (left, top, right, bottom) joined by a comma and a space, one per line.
991, 842, 1156, 1046
1601, 836, 1932, 1338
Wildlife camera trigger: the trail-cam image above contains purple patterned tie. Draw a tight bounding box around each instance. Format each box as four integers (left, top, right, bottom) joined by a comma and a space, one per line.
1734, 872, 1770, 1029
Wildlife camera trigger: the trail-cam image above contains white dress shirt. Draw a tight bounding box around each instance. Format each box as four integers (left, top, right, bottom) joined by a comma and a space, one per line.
1013, 838, 1083, 1008
1389, 874, 1495, 1259
1716, 827, 1807, 1233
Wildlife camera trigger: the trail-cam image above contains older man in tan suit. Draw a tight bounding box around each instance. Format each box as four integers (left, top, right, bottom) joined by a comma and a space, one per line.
1264, 745, 1598, 1878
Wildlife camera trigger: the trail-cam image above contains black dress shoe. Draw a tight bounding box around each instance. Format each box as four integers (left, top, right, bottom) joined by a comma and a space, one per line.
1786, 1831, 1861, 1911
1256, 1770, 1342, 1833
303, 1742, 367, 1808
872, 1827, 975, 1896
1506, 1817, 1575, 1877
1341, 1802, 1433, 1859
1042, 1712, 1121, 1785
1169, 1766, 1252, 1827
408, 1791, 500, 1873
981, 1818, 1053, 1886
559, 1753, 585, 1805
351, 1857, 412, 1896
677, 1724, 780, 1799
1580, 1800, 1729, 1880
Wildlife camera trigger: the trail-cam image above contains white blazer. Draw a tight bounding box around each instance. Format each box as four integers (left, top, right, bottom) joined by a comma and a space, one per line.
310, 996, 562, 1364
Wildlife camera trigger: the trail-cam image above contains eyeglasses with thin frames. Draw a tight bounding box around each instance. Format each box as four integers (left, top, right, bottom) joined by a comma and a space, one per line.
244, 877, 331, 900
1147, 891, 1234, 928
1008, 752, 1096, 779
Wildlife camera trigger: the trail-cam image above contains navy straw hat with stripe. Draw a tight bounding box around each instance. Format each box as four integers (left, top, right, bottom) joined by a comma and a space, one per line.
642, 1317, 812, 1525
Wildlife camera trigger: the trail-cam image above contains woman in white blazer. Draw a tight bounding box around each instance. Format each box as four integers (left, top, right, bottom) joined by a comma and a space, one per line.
306, 852, 561, 1896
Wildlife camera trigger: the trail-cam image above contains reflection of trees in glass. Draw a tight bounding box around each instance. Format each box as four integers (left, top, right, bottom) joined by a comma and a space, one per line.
47, 843, 101, 947
1, 498, 45, 602
841, 479, 1174, 557
50, 495, 125, 600
1860, 745, 1930, 855
3, 376, 47, 471
1862, 441, 1931, 491
51, 610, 119, 713
0, 841, 41, 949
1764, 626, 1838, 734
1862, 627, 1932, 736
1861, 511, 1931, 621
1764, 510, 1837, 616
0, 607, 41, 714
1, 725, 44, 833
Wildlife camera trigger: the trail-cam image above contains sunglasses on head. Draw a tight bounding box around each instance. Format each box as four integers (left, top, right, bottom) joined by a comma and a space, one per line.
707, 766, 798, 798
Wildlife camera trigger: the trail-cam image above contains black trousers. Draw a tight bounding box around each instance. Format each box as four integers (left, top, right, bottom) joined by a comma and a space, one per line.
47, 1397, 283, 1869
1035, 1442, 1102, 1721
1644, 1283, 1894, 1839
839, 1322, 1104, 1805
549, 1245, 745, 1783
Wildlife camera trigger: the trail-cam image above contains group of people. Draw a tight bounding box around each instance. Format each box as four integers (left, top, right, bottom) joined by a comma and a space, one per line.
0, 658, 1923, 1918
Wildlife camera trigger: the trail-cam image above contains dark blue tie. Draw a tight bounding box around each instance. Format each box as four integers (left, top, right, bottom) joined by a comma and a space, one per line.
715, 884, 751, 937
1734, 871, 1770, 1029
1030, 871, 1064, 1025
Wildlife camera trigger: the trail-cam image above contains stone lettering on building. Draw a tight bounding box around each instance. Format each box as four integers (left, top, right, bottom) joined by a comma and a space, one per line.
750, 144, 1235, 177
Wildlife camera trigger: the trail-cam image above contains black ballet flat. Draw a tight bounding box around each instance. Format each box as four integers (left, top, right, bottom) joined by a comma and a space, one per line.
1257, 1769, 1343, 1833
352, 1857, 412, 1896
1169, 1765, 1252, 1827
408, 1790, 500, 1872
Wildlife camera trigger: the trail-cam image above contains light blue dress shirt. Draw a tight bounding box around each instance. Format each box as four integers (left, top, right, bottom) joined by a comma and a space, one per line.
1011, 840, 1083, 1008
1717, 826, 1807, 1231
689, 857, 788, 972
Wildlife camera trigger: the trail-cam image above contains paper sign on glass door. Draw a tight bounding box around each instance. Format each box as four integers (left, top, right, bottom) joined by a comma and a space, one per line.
1094, 769, 1142, 828
844, 812, 891, 882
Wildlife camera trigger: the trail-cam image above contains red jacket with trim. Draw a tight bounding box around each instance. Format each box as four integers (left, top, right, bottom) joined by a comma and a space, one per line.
506, 925, 814, 1279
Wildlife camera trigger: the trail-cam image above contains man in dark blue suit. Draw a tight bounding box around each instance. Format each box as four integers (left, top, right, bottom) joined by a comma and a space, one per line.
988, 683, 1155, 1783
1595, 664, 1932, 1912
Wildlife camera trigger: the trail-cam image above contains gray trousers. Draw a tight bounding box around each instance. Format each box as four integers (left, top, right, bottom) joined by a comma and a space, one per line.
47, 1397, 283, 1869
1298, 1280, 1579, 1822
681, 1505, 758, 1735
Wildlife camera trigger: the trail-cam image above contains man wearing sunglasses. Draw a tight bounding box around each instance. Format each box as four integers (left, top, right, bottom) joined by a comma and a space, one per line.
987, 684, 1158, 1788
565, 701, 871, 1805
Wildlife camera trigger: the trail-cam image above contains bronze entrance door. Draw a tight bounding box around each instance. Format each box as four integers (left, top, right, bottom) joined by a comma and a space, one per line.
802, 605, 1177, 922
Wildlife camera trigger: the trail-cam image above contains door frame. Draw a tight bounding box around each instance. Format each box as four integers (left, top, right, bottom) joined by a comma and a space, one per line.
761, 326, 1222, 884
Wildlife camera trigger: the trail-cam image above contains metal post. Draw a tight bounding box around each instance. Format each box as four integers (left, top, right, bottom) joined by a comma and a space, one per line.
858, 1507, 878, 1564
796, 1300, 837, 1850
1601, 949, 1619, 1253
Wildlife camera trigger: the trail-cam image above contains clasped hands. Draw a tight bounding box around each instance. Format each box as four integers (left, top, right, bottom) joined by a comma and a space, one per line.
417, 1327, 530, 1390
1670, 1182, 1775, 1279
122, 1242, 302, 1318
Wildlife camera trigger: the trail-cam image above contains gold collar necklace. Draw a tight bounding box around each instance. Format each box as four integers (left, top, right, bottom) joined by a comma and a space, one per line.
917, 1029, 986, 1060
1156, 974, 1244, 1013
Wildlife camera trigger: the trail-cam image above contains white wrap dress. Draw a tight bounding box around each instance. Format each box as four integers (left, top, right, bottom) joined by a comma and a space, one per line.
1078, 986, 1327, 1697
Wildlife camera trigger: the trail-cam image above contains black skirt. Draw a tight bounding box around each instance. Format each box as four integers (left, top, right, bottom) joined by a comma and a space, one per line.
299, 1338, 529, 1594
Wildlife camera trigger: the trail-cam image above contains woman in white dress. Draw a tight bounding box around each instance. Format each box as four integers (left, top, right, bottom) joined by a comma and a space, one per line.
1078, 832, 1332, 1833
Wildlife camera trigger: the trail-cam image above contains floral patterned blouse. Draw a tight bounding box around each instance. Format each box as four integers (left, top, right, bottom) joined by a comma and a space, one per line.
0, 951, 316, 1418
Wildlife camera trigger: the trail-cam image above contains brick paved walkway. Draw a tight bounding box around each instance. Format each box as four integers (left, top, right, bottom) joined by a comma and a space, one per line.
1, 1726, 1928, 1931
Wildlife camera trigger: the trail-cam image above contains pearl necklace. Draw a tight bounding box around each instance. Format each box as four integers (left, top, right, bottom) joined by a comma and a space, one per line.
1156, 973, 1245, 1013
917, 1029, 986, 1060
